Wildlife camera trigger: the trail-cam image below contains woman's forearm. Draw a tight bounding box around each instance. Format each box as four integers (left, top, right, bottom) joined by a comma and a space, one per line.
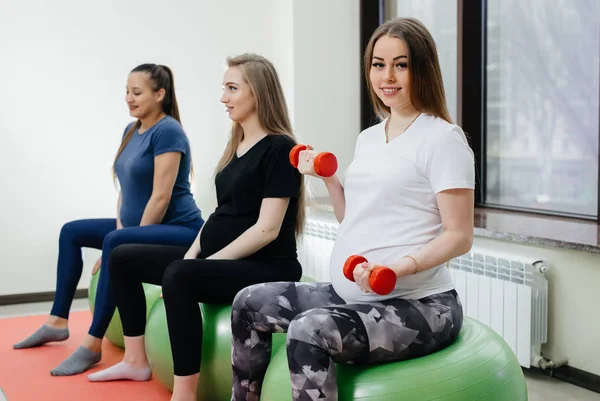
390, 229, 473, 277
185, 226, 203, 258
116, 192, 123, 229
323, 175, 346, 223
207, 224, 279, 260
139, 195, 170, 226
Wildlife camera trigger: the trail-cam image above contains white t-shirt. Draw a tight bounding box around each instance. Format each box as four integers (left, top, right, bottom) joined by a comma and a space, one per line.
329, 113, 475, 303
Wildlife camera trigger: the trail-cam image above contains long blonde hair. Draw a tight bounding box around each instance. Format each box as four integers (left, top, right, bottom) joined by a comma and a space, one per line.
364, 17, 453, 123
215, 53, 306, 237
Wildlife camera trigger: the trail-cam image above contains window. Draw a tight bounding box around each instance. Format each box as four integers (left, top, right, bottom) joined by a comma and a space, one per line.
362, 0, 600, 220
486, 0, 599, 217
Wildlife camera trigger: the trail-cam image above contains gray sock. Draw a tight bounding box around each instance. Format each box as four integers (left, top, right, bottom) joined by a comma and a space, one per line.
13, 325, 69, 349
50, 346, 102, 376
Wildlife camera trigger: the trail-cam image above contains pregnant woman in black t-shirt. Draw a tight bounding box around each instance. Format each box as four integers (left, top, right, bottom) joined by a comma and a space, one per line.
88, 53, 306, 400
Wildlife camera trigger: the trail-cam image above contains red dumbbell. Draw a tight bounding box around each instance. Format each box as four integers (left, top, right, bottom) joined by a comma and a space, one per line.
289, 144, 338, 178
343, 255, 397, 295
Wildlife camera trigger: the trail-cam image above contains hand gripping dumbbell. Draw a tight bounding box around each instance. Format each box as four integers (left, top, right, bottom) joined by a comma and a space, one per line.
343, 255, 397, 295
289, 144, 338, 177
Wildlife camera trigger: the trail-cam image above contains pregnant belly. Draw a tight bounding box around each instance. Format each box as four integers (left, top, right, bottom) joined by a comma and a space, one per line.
199, 214, 254, 256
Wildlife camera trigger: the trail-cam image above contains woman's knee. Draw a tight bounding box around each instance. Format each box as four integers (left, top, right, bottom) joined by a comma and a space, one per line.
101, 228, 127, 253
59, 220, 87, 244
232, 282, 296, 319
161, 260, 189, 297
231, 283, 266, 314
108, 244, 136, 278
287, 308, 343, 353
287, 309, 321, 342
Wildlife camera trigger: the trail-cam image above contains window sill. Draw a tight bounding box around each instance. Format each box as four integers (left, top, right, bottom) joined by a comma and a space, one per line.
473, 207, 600, 254
306, 199, 600, 255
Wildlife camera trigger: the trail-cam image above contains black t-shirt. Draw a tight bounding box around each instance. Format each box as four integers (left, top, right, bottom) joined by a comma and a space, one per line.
199, 134, 301, 261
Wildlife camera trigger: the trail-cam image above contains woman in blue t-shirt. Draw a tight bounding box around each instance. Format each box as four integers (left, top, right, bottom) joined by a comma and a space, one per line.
13, 64, 204, 377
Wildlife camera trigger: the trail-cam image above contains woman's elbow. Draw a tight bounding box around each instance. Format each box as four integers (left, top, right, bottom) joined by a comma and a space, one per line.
457, 230, 473, 255
152, 192, 172, 206
259, 225, 280, 243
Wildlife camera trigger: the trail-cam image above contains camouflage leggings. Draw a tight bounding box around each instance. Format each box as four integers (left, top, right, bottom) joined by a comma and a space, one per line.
231, 282, 463, 401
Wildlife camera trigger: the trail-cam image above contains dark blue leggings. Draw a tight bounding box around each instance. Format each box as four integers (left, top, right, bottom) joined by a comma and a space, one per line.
49, 218, 202, 339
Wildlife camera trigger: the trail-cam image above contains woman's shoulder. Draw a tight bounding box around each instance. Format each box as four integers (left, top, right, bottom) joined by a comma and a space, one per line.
416, 115, 474, 169
156, 115, 184, 132
265, 133, 296, 150
148, 116, 188, 142
418, 114, 469, 145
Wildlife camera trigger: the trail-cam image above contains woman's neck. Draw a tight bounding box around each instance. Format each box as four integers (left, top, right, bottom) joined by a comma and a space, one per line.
390, 102, 420, 120
386, 104, 422, 142
239, 113, 267, 142
139, 111, 167, 133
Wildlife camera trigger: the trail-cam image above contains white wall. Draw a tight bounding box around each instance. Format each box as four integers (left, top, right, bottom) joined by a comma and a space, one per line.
290, 0, 361, 199
271, 0, 296, 125
0, 0, 275, 295
271, 0, 361, 199
0, 0, 361, 295
473, 237, 600, 376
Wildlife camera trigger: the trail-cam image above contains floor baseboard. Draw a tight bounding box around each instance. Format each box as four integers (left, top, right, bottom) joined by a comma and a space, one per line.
0, 289, 88, 306
527, 365, 600, 394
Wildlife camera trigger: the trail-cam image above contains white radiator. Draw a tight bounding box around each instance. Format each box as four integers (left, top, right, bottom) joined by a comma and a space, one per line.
448, 247, 548, 368
298, 218, 338, 282
298, 217, 549, 368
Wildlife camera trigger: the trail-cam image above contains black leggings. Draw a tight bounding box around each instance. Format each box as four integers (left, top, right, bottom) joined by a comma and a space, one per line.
108, 244, 302, 376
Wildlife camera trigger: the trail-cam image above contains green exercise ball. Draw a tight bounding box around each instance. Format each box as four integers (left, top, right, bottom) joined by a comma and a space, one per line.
145, 298, 287, 401
144, 299, 174, 389
88, 268, 162, 349
260, 317, 528, 401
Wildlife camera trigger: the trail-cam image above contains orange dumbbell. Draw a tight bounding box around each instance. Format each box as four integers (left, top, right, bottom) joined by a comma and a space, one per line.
343, 255, 397, 295
289, 144, 338, 178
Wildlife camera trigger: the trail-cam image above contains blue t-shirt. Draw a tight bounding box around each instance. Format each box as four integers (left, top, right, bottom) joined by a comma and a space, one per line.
114, 116, 203, 228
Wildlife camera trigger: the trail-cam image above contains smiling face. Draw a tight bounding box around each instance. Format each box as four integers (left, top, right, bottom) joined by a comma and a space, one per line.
220, 66, 256, 124
368, 35, 412, 110
125, 72, 165, 119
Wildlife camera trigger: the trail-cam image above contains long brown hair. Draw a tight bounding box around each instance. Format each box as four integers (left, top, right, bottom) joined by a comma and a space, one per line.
364, 17, 453, 123
113, 64, 182, 176
215, 53, 306, 237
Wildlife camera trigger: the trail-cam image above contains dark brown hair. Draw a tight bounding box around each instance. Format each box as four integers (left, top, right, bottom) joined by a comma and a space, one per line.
113, 64, 181, 174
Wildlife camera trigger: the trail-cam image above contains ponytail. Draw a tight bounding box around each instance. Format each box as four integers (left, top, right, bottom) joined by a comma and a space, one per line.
158, 65, 181, 123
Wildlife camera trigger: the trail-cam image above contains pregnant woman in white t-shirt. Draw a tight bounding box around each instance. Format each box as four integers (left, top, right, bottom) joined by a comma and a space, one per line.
230, 17, 475, 401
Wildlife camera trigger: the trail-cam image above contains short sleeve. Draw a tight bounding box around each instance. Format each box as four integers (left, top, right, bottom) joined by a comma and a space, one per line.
262, 137, 301, 199
427, 127, 475, 194
150, 121, 188, 157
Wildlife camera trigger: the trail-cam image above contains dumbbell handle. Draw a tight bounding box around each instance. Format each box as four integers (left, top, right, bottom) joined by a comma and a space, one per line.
289, 144, 338, 178
343, 255, 397, 295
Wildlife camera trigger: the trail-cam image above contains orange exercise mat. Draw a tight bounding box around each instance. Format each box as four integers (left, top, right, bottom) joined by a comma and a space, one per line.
0, 311, 171, 401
